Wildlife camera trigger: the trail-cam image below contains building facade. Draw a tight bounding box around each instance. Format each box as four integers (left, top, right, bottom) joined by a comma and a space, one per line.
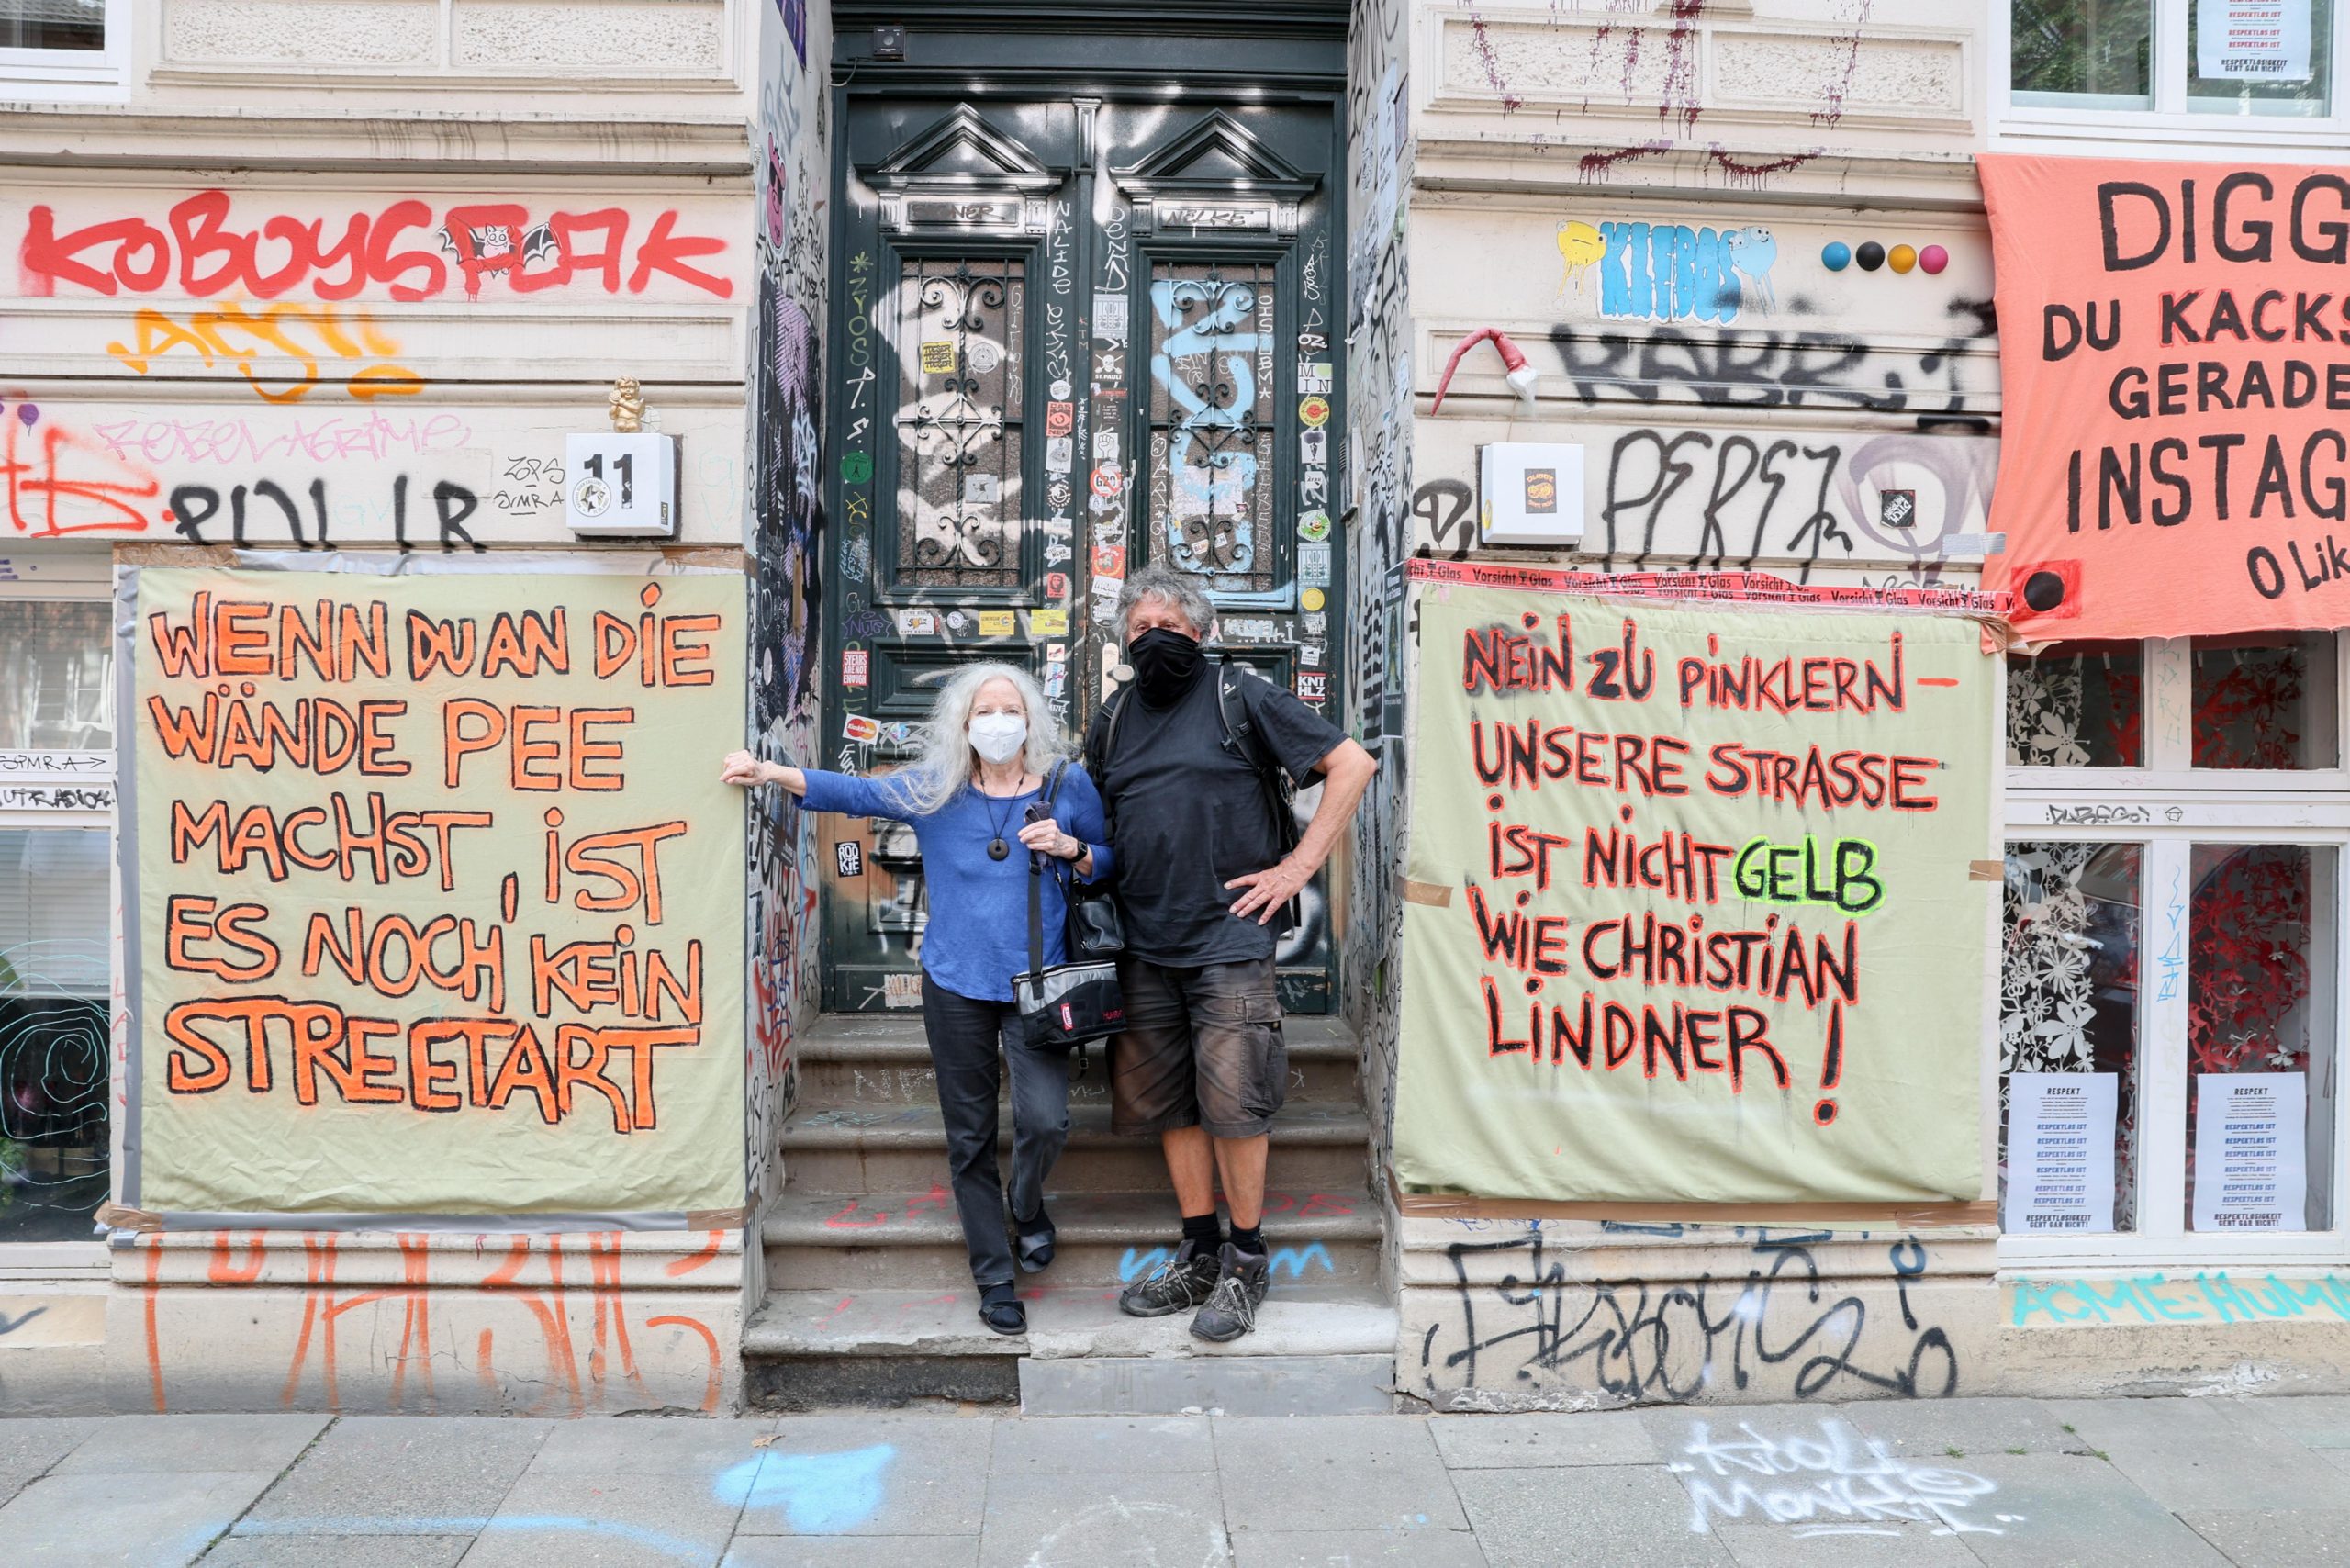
0, 0, 832, 1414
2, 0, 2347, 1416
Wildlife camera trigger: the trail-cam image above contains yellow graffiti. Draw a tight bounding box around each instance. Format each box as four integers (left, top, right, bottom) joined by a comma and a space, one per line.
1557, 220, 1606, 298
105, 303, 423, 404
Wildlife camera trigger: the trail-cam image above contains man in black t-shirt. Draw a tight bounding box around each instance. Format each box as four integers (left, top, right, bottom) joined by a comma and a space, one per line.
1087, 565, 1378, 1342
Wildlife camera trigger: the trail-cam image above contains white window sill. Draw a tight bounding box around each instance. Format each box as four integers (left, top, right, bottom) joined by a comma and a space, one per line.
1995, 110, 2350, 148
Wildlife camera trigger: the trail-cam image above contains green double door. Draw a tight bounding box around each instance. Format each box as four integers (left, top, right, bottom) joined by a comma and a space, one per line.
819, 73, 1346, 1014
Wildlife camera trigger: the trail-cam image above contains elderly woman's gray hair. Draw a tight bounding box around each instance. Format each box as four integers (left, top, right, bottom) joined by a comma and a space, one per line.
1114, 564, 1215, 642
895, 660, 1070, 816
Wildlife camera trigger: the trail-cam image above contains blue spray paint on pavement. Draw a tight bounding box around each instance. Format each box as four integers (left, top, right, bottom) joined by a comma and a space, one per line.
717, 1442, 896, 1533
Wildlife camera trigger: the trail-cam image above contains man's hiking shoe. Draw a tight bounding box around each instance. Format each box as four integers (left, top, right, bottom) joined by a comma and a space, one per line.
1189, 1243, 1270, 1343
1116, 1238, 1220, 1317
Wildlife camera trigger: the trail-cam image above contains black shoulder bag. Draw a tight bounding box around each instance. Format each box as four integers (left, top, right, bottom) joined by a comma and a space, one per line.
1012, 763, 1126, 1050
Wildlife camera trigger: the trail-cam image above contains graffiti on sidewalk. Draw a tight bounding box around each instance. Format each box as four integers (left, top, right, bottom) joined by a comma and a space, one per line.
717, 1443, 894, 1532
1671, 1417, 2016, 1538
1420, 1229, 1959, 1405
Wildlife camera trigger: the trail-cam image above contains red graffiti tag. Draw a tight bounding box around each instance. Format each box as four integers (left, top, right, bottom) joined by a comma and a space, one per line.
19, 194, 734, 302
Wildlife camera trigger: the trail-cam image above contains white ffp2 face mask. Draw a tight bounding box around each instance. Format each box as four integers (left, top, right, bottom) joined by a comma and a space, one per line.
968, 711, 1027, 765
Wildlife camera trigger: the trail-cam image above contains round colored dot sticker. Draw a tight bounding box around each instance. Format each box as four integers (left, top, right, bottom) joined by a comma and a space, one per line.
1302, 587, 1326, 611
1889, 243, 1918, 274
1820, 241, 1852, 271
1854, 241, 1886, 273
1919, 243, 1949, 274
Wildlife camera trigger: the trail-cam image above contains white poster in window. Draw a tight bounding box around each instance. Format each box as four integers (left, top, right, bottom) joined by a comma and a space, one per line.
2005, 1072, 2119, 1234
2192, 1071, 2309, 1231
2198, 0, 2312, 81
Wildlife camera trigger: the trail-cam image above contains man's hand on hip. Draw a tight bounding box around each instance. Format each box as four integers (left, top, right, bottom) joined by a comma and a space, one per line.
1225, 857, 1311, 924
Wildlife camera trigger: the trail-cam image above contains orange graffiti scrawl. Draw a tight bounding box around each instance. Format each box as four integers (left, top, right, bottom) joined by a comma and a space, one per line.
1982, 154, 2350, 640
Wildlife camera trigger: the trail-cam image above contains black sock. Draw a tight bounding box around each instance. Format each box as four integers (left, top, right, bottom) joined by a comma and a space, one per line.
1181, 1212, 1223, 1249
1229, 1222, 1264, 1255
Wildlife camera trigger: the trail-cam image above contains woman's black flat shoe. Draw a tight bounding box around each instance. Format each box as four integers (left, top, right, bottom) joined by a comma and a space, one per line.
1015, 1209, 1056, 1273
979, 1287, 1026, 1336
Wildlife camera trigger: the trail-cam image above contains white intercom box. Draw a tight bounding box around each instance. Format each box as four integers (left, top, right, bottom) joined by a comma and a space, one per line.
1479, 442, 1584, 547
565, 431, 678, 537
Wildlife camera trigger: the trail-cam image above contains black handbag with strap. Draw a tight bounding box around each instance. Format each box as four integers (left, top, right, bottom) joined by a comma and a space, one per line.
1012, 762, 1125, 1050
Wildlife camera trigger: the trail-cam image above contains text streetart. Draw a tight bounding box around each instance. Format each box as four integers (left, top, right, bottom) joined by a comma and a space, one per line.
1392, 571, 1993, 1203
1981, 155, 2350, 637
132, 569, 745, 1215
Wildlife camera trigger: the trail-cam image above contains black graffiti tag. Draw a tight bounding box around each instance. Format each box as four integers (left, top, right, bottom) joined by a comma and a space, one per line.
1426, 1229, 1959, 1404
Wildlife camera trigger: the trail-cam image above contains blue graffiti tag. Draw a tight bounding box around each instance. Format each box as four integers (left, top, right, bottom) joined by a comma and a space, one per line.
1596, 223, 1776, 325
1118, 1243, 1334, 1282
1148, 277, 1260, 572
717, 1443, 895, 1533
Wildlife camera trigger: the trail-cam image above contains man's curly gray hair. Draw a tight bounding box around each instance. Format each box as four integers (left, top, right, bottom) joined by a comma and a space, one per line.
1114, 564, 1215, 643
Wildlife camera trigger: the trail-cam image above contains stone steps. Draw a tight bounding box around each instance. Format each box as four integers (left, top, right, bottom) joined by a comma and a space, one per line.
777, 1095, 1375, 1193
760, 1186, 1383, 1291
748, 1010, 1392, 1414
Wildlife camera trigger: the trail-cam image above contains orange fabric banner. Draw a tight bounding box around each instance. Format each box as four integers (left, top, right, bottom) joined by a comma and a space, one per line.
1981, 153, 2350, 640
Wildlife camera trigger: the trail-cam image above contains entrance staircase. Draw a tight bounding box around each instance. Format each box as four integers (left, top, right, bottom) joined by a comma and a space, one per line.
741, 1011, 1394, 1413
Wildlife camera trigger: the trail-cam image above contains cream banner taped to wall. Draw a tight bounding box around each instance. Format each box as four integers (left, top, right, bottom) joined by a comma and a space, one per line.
131, 568, 744, 1215
1392, 582, 1994, 1203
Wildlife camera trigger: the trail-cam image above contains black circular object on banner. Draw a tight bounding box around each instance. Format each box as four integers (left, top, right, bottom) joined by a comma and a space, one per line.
1854, 241, 1886, 272
2022, 571, 2067, 613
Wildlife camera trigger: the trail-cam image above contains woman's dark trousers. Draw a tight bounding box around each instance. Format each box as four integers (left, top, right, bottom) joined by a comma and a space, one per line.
919, 975, 1071, 1290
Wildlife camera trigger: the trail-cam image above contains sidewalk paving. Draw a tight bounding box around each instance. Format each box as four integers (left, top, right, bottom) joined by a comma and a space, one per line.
4, 1394, 2348, 1566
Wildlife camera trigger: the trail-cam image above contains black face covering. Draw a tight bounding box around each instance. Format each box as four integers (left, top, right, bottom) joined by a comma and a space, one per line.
1129, 626, 1205, 708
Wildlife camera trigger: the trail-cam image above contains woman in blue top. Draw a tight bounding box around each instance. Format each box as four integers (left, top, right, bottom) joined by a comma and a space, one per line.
721, 661, 1112, 1336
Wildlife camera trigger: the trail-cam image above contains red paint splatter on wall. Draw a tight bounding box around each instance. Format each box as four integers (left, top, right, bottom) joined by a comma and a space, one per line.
1707, 146, 1825, 191
1465, 11, 1524, 113
1814, 0, 1877, 129
1578, 140, 1672, 183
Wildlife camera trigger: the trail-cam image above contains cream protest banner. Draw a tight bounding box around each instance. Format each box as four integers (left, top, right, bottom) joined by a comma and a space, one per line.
131, 568, 744, 1216
1392, 566, 1994, 1204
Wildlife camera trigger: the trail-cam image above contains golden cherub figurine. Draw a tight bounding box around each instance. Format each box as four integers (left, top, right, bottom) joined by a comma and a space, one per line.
608, 378, 645, 433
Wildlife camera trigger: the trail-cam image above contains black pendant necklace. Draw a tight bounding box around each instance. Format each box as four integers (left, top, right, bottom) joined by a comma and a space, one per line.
981, 780, 1021, 860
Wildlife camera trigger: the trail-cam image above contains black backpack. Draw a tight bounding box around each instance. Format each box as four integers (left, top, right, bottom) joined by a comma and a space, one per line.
1085, 657, 1304, 928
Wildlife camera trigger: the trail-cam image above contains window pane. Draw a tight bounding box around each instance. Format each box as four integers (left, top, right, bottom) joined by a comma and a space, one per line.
0, 0, 103, 50
0, 601, 112, 753
2008, 643, 2143, 767
0, 828, 109, 1243
893, 257, 1024, 590
2192, 633, 2338, 768
2189, 0, 2332, 117
2187, 843, 2336, 1231
2001, 841, 2143, 1233
1147, 260, 1279, 597
2012, 0, 2155, 107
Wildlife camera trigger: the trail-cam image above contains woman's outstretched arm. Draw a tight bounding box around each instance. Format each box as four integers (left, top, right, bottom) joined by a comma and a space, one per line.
721, 751, 807, 795
721, 751, 916, 821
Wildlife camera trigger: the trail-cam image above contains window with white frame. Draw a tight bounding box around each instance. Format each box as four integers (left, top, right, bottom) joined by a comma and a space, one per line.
2007, 0, 2349, 138
0, 0, 126, 95
2002, 633, 2349, 1265
0, 599, 112, 1247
